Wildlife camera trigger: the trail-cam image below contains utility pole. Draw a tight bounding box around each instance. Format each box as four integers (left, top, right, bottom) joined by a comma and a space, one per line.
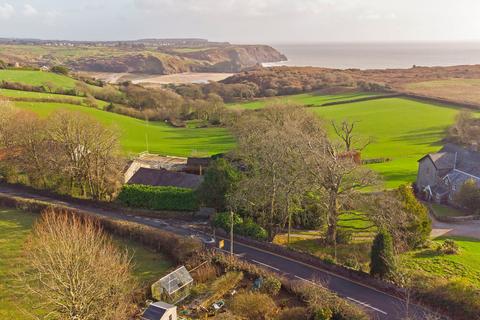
230, 211, 234, 256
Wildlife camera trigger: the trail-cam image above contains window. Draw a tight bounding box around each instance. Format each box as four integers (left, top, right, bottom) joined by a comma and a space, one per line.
169, 315, 173, 320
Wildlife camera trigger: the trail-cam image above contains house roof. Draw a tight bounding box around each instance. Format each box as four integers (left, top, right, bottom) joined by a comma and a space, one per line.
127, 168, 203, 189
141, 302, 175, 320
419, 144, 480, 177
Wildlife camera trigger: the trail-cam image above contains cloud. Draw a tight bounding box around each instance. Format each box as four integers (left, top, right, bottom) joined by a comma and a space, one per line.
0, 3, 14, 19
23, 4, 38, 16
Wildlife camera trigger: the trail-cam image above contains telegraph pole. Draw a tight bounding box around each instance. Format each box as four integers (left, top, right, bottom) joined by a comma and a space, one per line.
230, 211, 234, 256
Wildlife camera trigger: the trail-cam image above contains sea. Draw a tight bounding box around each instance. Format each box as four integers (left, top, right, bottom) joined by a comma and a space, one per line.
265, 42, 480, 70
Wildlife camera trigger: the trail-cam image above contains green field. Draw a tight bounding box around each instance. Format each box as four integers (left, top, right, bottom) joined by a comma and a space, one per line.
228, 92, 381, 110
313, 97, 463, 188
0, 70, 79, 89
0, 88, 109, 108
401, 237, 480, 286
13, 101, 235, 157
0, 208, 172, 319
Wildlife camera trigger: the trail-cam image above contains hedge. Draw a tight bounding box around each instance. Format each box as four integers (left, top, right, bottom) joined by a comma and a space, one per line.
117, 184, 198, 211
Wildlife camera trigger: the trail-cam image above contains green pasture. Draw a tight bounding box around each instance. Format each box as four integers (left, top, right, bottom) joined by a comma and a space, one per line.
0, 88, 109, 108
0, 70, 79, 89
313, 97, 463, 188
228, 92, 381, 110
0, 208, 172, 319
13, 101, 235, 157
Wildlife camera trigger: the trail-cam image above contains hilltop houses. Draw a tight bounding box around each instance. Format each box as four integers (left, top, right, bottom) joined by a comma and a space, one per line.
417, 143, 480, 203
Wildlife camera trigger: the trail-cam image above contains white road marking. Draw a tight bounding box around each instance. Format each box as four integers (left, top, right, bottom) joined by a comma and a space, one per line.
251, 259, 280, 271
294, 276, 388, 316
346, 297, 388, 315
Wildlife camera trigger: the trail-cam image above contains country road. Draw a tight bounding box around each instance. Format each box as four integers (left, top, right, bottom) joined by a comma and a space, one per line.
0, 184, 438, 320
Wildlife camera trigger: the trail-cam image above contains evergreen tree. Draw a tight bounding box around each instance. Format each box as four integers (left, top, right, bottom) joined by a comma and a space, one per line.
370, 229, 396, 279
196, 158, 240, 211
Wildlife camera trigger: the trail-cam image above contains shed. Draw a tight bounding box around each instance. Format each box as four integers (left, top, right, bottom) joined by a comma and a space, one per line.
152, 266, 194, 304
127, 168, 203, 189
141, 301, 177, 320
185, 157, 211, 175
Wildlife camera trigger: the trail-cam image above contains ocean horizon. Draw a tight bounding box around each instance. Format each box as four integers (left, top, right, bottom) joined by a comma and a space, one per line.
266, 42, 480, 69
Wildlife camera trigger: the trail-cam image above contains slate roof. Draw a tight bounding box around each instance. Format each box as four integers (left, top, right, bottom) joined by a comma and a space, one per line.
127, 168, 203, 189
419, 144, 480, 178
419, 152, 456, 170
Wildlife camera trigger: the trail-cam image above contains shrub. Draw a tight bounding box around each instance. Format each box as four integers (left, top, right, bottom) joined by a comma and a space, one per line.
454, 179, 480, 213
117, 184, 198, 211
231, 292, 278, 320
50, 65, 69, 75
437, 239, 459, 255
335, 229, 352, 245
314, 308, 333, 320
261, 276, 282, 296
276, 307, 310, 320
213, 212, 268, 241
397, 185, 432, 248
370, 230, 395, 279
236, 218, 268, 241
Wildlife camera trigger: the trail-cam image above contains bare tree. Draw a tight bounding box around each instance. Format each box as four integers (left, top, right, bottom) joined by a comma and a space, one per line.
228, 105, 317, 241
22, 209, 136, 320
332, 119, 371, 152
296, 130, 379, 255
47, 110, 124, 200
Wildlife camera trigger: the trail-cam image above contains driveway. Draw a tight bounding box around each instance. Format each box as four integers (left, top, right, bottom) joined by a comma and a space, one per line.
431, 215, 480, 239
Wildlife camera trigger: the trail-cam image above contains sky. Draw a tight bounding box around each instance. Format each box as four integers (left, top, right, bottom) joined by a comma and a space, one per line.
1, 0, 480, 44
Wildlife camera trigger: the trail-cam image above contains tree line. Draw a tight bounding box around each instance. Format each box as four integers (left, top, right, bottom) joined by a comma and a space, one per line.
0, 101, 123, 200
197, 105, 431, 268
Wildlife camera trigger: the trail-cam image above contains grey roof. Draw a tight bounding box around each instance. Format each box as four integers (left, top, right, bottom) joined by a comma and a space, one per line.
446, 170, 480, 189
154, 266, 193, 295
141, 302, 175, 320
127, 168, 203, 189
441, 143, 480, 178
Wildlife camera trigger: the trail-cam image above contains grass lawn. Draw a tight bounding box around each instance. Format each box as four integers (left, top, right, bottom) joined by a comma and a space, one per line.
0, 208, 173, 319
400, 236, 480, 286
274, 212, 377, 269
0, 88, 109, 108
228, 92, 381, 110
430, 203, 471, 217
313, 97, 464, 188
0, 70, 79, 90
12, 101, 235, 157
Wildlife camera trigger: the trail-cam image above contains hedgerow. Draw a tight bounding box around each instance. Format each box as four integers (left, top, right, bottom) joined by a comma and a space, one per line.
117, 184, 198, 211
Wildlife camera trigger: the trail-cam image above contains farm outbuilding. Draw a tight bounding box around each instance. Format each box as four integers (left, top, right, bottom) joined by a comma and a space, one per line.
152, 266, 194, 304
141, 301, 177, 320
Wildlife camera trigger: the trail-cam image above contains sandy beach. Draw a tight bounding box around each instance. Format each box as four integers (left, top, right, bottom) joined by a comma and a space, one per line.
79, 72, 233, 85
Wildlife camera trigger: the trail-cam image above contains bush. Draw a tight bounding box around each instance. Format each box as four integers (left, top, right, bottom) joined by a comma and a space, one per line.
335, 229, 352, 245
276, 307, 309, 320
370, 230, 395, 279
50, 65, 70, 75
314, 308, 333, 320
117, 184, 198, 211
437, 239, 459, 255
213, 213, 268, 241
231, 292, 278, 320
454, 179, 480, 213
261, 276, 282, 296
236, 218, 268, 241
201, 272, 244, 309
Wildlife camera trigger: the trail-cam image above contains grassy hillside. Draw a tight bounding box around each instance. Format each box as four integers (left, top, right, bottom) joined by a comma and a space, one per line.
404, 78, 480, 106
0, 208, 172, 320
228, 92, 381, 110
14, 101, 234, 157
314, 97, 462, 188
0, 70, 78, 89
0, 88, 109, 108
401, 236, 480, 286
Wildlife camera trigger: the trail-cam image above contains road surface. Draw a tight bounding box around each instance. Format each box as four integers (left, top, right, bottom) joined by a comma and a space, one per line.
0, 185, 438, 320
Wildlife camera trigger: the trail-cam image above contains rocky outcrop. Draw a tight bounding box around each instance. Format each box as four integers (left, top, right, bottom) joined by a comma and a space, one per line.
66, 45, 286, 74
